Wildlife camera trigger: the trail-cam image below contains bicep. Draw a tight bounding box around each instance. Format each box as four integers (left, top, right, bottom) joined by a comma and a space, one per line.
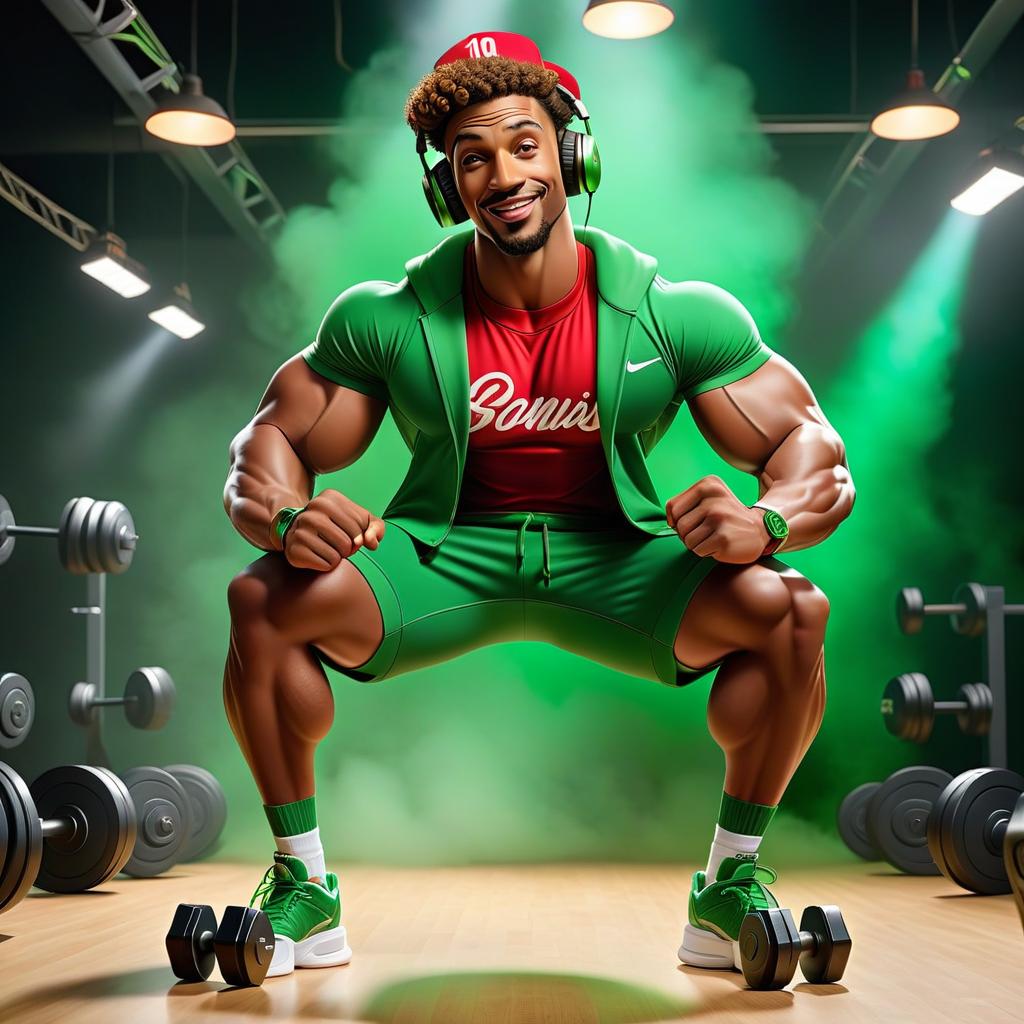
686, 354, 840, 473
251, 354, 387, 474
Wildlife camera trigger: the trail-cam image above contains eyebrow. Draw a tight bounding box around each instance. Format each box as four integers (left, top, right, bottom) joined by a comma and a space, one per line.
451, 118, 544, 153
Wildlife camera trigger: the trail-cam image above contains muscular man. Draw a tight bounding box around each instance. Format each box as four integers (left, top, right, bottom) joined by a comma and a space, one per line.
223, 31, 854, 979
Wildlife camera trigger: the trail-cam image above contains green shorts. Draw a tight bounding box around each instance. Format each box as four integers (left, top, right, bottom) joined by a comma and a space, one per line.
317, 510, 728, 689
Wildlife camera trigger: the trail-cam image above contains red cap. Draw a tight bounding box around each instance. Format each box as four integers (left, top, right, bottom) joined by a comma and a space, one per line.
433, 31, 582, 101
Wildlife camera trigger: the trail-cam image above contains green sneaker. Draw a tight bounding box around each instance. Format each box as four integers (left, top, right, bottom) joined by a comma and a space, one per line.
249, 853, 352, 977
677, 853, 780, 971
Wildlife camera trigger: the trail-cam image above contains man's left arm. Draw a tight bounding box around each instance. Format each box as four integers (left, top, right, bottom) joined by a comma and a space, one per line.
665, 354, 856, 563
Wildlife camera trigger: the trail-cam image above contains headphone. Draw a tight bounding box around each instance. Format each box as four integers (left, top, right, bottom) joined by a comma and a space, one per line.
417, 83, 602, 229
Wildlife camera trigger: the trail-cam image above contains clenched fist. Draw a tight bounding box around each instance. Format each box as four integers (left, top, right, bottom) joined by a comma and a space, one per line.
280, 490, 385, 571
666, 475, 769, 564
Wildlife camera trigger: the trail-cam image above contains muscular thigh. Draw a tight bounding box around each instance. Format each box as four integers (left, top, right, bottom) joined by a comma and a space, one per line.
234, 552, 383, 666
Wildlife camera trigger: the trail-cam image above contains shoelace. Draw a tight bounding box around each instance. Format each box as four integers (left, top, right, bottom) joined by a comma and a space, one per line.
249, 865, 313, 914
719, 863, 779, 913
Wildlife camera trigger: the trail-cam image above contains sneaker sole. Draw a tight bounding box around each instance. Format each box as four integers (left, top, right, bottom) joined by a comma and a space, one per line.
678, 923, 742, 971
267, 924, 352, 978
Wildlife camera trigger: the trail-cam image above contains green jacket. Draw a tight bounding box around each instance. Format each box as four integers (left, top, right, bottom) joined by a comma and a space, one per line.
302, 225, 773, 553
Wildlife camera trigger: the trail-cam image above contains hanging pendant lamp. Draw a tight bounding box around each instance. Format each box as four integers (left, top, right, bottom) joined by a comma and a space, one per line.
145, 0, 235, 146
582, 0, 675, 40
870, 0, 959, 141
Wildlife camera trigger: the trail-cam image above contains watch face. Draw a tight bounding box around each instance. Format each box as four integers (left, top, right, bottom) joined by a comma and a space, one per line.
763, 509, 789, 539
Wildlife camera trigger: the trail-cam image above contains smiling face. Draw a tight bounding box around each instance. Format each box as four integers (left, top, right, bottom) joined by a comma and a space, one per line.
443, 95, 567, 257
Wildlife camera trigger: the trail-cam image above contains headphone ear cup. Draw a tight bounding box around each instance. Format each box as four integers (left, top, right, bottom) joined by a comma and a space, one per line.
421, 157, 469, 227
578, 134, 602, 196
559, 128, 583, 197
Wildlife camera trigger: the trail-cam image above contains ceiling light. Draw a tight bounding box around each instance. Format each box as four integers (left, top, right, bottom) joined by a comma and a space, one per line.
583, 0, 674, 39
870, 0, 960, 142
148, 283, 205, 339
80, 231, 150, 298
951, 147, 1024, 216
871, 69, 960, 140
145, 74, 236, 147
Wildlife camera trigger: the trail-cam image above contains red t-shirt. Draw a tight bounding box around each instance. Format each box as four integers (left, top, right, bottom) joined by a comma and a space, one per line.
455, 241, 623, 518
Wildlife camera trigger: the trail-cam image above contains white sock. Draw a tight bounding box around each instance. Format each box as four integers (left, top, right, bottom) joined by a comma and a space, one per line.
704, 824, 763, 881
274, 826, 327, 882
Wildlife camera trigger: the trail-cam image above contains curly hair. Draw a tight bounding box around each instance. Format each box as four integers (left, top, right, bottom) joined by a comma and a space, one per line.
404, 56, 575, 155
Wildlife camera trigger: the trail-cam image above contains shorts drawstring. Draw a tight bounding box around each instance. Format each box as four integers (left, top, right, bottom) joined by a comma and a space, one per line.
513, 513, 552, 586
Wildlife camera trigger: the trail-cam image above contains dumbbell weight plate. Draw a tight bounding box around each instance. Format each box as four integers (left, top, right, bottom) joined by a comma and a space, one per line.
952, 582, 987, 638
0, 495, 15, 567
125, 667, 176, 730
163, 764, 228, 862
0, 673, 35, 749
865, 766, 953, 875
798, 904, 851, 984
928, 768, 1024, 895
30, 765, 136, 893
166, 902, 219, 982
121, 766, 192, 877
82, 499, 110, 576
0, 762, 42, 914
837, 783, 881, 860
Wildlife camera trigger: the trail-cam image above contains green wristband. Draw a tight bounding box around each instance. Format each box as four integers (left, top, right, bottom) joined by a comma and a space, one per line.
272, 506, 304, 546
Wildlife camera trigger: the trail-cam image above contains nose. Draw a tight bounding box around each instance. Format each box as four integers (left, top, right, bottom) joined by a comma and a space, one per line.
489, 148, 524, 193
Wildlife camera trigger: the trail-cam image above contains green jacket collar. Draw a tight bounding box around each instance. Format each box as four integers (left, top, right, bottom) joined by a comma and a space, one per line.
404, 225, 660, 315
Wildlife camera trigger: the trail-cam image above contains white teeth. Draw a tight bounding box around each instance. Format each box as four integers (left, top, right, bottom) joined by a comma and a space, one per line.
492, 196, 536, 212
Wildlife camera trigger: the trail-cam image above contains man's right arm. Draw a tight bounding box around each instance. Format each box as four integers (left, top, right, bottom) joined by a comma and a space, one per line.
224, 353, 388, 559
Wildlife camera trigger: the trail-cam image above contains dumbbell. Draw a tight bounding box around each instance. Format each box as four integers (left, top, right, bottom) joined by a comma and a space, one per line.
738, 905, 852, 991
1005, 793, 1024, 934
69, 667, 175, 731
166, 903, 276, 987
0, 673, 35, 749
0, 761, 137, 915
881, 672, 991, 743
0, 493, 138, 574
897, 582, 1024, 637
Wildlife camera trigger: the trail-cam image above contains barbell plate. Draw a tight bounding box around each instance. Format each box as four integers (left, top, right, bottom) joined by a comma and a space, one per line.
120, 766, 191, 878
82, 499, 109, 576
56, 498, 77, 572
896, 587, 924, 634
124, 667, 176, 730
96, 501, 135, 575
163, 764, 228, 862
931, 768, 1024, 895
0, 495, 15, 567
91, 766, 139, 883
0, 673, 35, 749
952, 582, 987, 638
865, 765, 953, 875
0, 762, 42, 915
30, 764, 136, 894
61, 497, 94, 575
837, 782, 881, 861
927, 768, 987, 893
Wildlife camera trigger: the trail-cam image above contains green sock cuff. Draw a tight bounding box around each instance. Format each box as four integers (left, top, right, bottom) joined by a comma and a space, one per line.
717, 791, 778, 837
264, 795, 317, 837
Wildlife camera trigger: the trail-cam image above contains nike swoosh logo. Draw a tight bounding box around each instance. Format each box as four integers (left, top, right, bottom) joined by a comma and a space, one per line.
626, 357, 662, 373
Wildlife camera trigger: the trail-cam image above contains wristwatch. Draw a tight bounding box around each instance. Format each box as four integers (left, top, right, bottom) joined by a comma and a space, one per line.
750, 504, 789, 558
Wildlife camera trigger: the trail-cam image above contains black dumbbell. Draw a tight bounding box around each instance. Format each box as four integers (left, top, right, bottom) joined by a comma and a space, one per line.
738, 905, 852, 991
0, 762, 137, 915
881, 673, 991, 743
166, 903, 276, 987
897, 583, 1024, 637
69, 666, 175, 732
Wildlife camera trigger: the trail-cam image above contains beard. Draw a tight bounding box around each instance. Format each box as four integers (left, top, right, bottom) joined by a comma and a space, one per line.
487, 199, 568, 257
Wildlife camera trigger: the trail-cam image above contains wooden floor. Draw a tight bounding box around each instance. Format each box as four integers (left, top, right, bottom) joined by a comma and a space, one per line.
0, 860, 1021, 1023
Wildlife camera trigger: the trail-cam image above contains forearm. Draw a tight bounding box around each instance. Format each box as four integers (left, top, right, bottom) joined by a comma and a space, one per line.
755, 422, 855, 553
224, 423, 315, 552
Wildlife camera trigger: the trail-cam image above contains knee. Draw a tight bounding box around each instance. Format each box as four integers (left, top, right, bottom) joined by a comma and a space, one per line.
726, 567, 795, 636
789, 580, 831, 640
227, 565, 273, 626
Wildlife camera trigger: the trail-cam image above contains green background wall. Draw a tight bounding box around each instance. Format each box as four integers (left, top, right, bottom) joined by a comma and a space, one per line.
2, 1, 1022, 870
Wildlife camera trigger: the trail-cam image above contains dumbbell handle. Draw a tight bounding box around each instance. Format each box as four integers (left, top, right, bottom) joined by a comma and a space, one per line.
39, 815, 77, 841
1, 524, 138, 549
934, 700, 969, 714
798, 929, 820, 955
194, 929, 215, 953
89, 696, 139, 708
922, 600, 1024, 616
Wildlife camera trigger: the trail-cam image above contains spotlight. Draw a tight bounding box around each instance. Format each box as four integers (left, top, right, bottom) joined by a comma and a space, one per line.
80, 231, 150, 298
145, 74, 236, 147
583, 0, 674, 39
147, 283, 205, 339
951, 147, 1024, 216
